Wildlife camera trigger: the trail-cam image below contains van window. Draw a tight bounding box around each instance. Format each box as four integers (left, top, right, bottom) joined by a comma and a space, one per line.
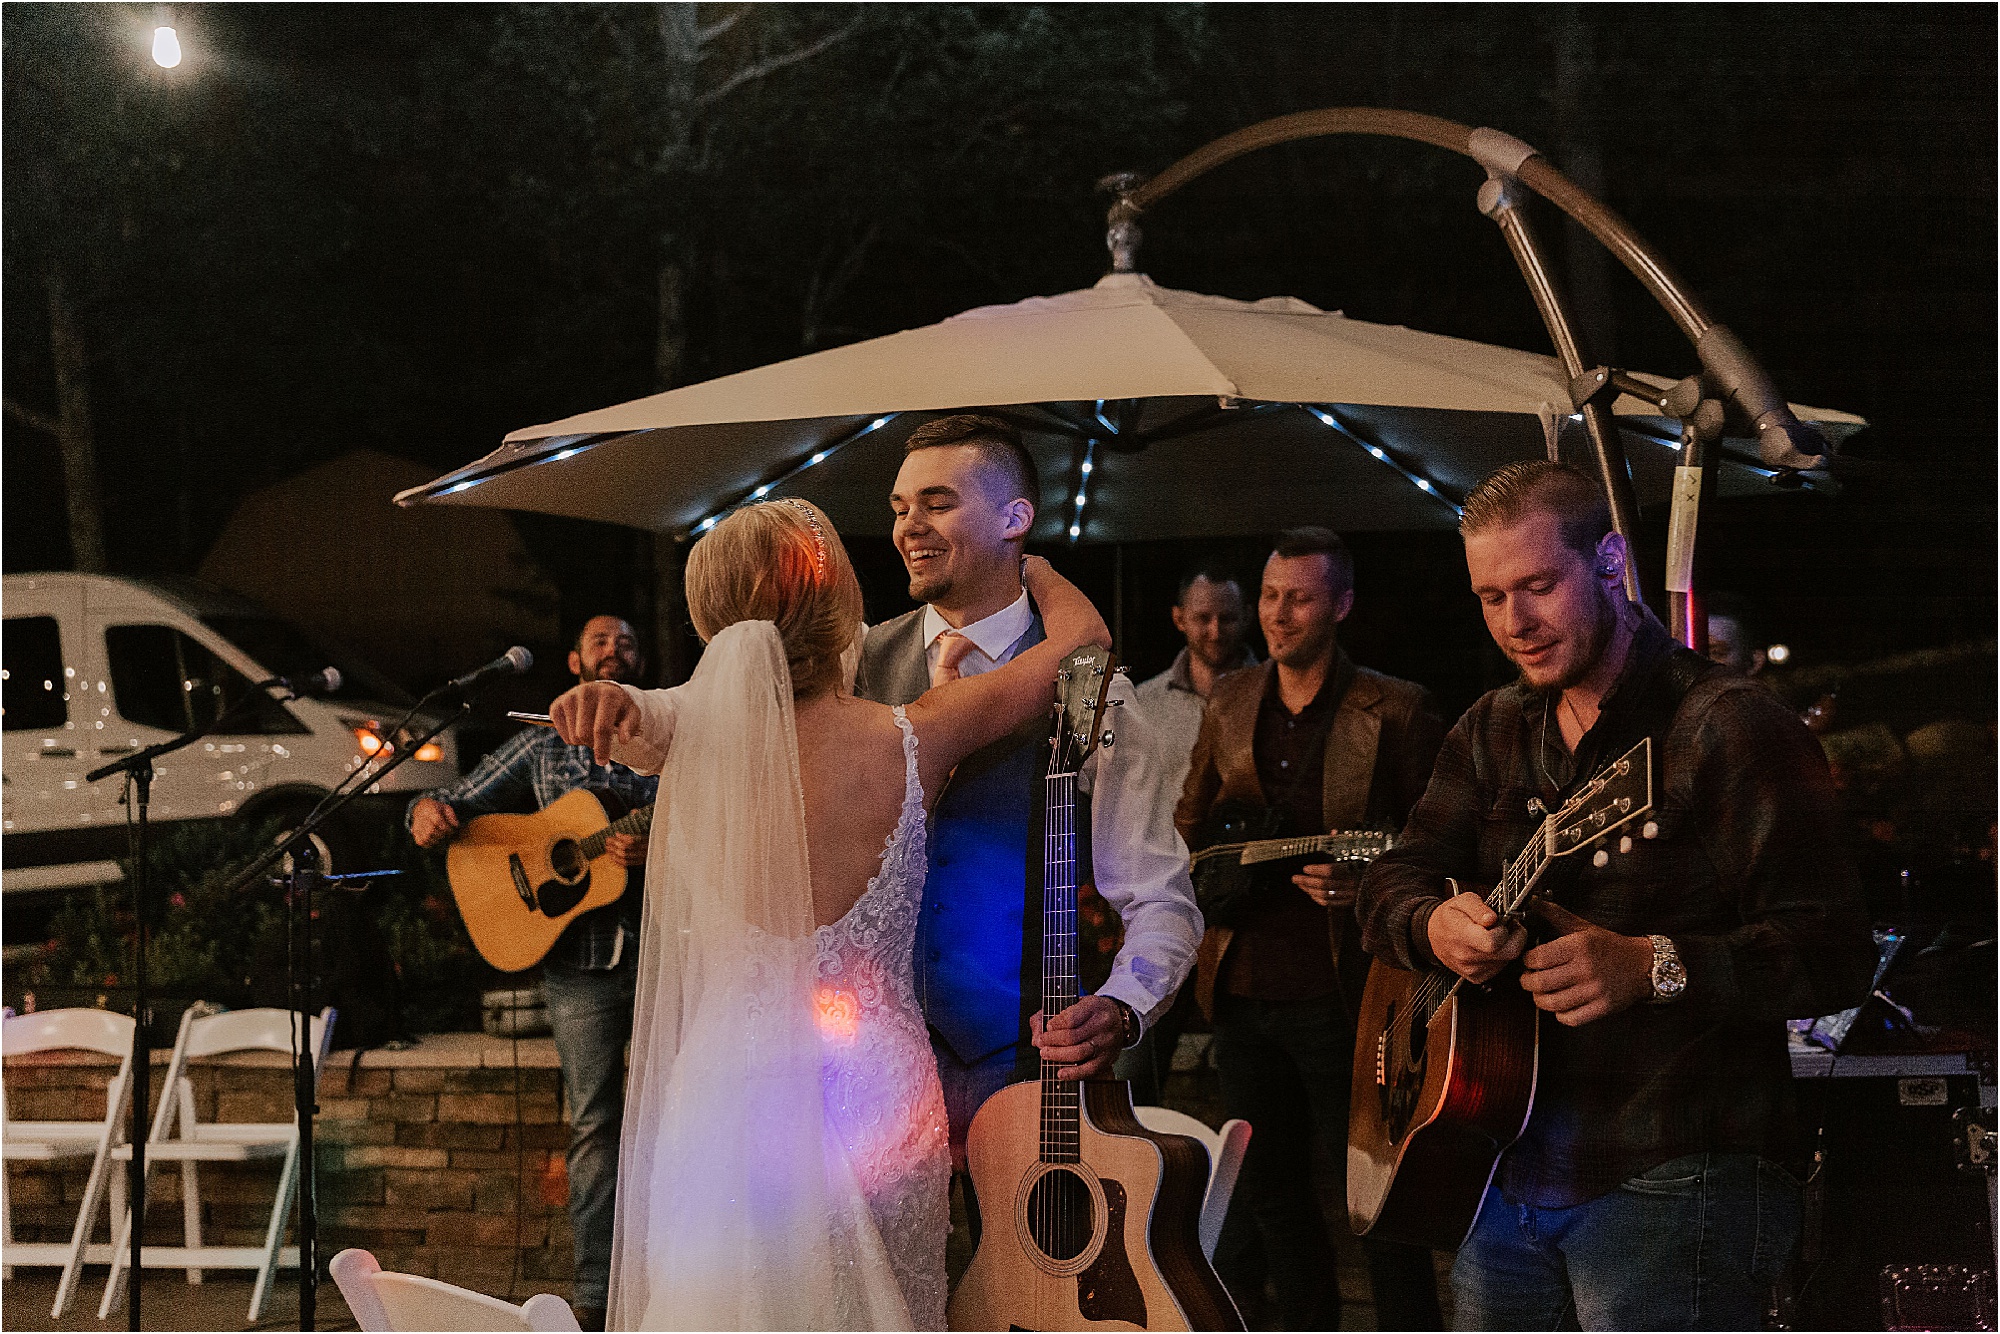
105, 624, 308, 735
3, 616, 68, 731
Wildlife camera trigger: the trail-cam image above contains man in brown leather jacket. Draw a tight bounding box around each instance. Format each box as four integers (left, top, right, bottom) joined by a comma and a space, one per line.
1176, 527, 1444, 1331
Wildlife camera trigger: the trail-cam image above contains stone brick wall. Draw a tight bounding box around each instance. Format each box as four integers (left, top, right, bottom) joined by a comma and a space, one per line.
3, 1033, 576, 1301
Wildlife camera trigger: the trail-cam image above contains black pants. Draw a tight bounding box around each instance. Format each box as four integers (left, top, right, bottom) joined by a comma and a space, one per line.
1212, 992, 1442, 1331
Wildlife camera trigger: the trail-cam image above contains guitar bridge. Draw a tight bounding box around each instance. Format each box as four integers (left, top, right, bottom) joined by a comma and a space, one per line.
1375, 1029, 1388, 1087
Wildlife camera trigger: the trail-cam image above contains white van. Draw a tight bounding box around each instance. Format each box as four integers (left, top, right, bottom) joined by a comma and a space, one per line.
2, 573, 461, 891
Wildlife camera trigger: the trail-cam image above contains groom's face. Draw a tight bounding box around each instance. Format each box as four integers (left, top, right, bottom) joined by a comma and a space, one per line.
890, 445, 1029, 610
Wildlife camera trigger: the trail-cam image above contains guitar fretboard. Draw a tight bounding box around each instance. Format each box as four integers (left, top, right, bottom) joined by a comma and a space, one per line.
578, 803, 656, 863
1039, 770, 1081, 1165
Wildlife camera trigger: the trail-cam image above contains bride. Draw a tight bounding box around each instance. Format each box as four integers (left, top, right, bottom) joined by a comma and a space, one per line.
550, 498, 1109, 1331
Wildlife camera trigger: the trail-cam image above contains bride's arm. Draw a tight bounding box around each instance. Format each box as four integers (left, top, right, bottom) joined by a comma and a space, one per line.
905, 556, 1111, 800
550, 680, 679, 774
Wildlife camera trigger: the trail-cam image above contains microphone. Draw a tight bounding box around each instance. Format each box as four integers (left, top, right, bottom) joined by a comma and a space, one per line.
435, 646, 534, 699
257, 667, 343, 698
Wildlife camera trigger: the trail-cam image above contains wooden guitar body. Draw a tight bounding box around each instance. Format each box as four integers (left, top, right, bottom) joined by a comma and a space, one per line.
446, 786, 632, 973
949, 1079, 1240, 1332
1346, 959, 1539, 1251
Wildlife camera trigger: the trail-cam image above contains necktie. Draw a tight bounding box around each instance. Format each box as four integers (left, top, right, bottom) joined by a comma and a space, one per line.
931, 630, 975, 686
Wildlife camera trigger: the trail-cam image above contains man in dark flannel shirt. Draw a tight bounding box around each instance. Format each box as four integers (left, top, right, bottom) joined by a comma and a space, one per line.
1358, 462, 1874, 1331
407, 615, 655, 1332
1177, 528, 1444, 1331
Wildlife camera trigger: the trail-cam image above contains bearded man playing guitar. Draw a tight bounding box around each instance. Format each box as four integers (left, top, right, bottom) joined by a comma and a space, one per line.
1176, 527, 1445, 1331
1357, 461, 1874, 1331
407, 614, 653, 1332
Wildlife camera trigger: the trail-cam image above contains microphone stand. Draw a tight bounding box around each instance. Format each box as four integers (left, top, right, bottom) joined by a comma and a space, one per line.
217, 688, 482, 1329
86, 687, 291, 1331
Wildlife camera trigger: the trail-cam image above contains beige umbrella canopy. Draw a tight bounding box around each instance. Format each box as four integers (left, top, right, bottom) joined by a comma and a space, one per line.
397, 273, 1864, 543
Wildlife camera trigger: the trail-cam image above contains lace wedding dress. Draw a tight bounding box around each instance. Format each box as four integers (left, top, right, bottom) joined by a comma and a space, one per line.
607, 622, 950, 1331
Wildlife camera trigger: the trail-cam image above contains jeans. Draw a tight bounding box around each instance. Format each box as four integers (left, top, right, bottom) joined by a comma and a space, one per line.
1212, 993, 1441, 1331
1452, 1152, 1803, 1330
541, 953, 638, 1310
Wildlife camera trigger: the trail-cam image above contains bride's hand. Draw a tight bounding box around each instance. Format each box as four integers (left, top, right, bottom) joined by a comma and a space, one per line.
1020, 556, 1111, 651
551, 681, 641, 765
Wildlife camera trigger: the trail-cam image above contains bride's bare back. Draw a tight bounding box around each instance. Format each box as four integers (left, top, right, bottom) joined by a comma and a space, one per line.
794, 693, 919, 928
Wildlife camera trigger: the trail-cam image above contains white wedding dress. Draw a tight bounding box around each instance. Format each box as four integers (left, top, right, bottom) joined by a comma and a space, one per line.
607, 622, 950, 1331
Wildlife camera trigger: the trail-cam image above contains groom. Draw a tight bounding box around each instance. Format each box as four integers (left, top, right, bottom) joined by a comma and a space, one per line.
855, 413, 1204, 1190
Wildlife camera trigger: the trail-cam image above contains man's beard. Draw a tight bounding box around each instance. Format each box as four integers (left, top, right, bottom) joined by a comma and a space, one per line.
582, 659, 632, 683
907, 568, 951, 605
1540, 583, 1619, 692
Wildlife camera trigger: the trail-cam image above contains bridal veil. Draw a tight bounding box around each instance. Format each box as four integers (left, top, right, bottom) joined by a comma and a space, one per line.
607, 620, 911, 1330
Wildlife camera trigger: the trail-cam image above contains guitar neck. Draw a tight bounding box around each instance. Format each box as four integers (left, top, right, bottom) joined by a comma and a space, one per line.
1193, 829, 1389, 868
1039, 769, 1082, 1165
578, 802, 656, 862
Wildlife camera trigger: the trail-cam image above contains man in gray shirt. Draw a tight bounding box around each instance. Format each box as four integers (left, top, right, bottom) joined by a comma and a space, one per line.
1122, 566, 1255, 1100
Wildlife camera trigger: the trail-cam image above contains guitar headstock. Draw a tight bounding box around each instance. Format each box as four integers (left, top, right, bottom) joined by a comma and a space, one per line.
1325, 830, 1396, 863
1050, 645, 1116, 776
1546, 736, 1654, 860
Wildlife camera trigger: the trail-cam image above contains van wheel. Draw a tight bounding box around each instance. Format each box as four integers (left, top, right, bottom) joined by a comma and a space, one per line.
258, 800, 360, 878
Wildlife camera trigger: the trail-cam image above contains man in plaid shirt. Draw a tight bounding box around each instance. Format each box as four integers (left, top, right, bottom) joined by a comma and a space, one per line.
1359, 463, 1873, 1331
408, 615, 655, 1331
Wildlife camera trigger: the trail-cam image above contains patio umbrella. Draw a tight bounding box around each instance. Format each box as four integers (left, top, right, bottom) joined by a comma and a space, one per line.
396, 272, 1864, 544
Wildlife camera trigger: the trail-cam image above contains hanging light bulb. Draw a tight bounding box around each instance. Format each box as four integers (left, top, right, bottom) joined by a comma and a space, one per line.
152, 25, 182, 68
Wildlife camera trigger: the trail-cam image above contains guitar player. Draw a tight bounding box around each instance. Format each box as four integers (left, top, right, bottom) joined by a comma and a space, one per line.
1357, 461, 1874, 1331
406, 614, 655, 1332
1175, 527, 1445, 1331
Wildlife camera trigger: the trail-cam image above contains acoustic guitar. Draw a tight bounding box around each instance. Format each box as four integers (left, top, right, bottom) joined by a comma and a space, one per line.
446, 787, 654, 973
1346, 736, 1655, 1250
1189, 802, 1395, 927
949, 647, 1242, 1333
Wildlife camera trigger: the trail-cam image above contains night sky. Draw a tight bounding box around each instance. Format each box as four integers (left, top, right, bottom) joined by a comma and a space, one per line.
5, 3, 1994, 717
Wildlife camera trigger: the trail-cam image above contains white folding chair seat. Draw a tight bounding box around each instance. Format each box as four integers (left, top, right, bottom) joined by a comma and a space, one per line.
1134, 1104, 1252, 1260
330, 1247, 582, 1332
98, 1005, 336, 1324
1, 1006, 138, 1317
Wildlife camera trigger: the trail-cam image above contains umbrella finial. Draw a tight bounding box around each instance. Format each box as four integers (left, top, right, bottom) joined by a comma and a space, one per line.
1098, 171, 1148, 274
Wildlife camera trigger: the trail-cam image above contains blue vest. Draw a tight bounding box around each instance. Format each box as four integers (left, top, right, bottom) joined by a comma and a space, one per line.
857, 609, 1082, 1066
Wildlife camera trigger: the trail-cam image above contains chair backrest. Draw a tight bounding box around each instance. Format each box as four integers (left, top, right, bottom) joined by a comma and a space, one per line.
1134, 1104, 1222, 1158
330, 1247, 580, 1332
183, 1007, 334, 1063
1, 1008, 136, 1060
1133, 1105, 1251, 1260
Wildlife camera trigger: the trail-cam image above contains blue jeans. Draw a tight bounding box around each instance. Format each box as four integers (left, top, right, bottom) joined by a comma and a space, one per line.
1212, 993, 1441, 1331
542, 953, 638, 1310
1453, 1153, 1802, 1330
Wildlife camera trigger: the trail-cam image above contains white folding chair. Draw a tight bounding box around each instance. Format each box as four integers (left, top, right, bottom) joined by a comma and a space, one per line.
2, 1007, 137, 1316
330, 1248, 582, 1332
98, 1005, 336, 1323
1134, 1104, 1252, 1260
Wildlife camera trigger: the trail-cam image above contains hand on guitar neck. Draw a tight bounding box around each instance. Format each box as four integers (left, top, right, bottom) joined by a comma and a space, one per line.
1425, 888, 1527, 984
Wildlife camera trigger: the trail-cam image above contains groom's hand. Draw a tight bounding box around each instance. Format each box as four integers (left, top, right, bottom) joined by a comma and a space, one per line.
1031, 996, 1128, 1081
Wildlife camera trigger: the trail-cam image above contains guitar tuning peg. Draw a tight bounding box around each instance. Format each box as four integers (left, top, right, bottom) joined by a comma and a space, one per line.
1100, 731, 1115, 748
1592, 849, 1610, 868
1619, 835, 1633, 854
1642, 821, 1660, 840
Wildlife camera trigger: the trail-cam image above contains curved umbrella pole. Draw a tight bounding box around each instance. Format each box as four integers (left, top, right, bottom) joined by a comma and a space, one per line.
1107, 108, 1833, 650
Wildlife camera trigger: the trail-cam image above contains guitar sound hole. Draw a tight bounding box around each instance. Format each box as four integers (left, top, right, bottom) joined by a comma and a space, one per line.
550, 840, 585, 881
1025, 1167, 1095, 1263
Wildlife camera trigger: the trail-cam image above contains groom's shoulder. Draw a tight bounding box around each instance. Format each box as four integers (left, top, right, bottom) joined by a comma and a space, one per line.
862, 608, 926, 659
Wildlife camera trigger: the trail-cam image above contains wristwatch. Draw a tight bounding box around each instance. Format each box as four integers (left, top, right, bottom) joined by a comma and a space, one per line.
1110, 999, 1142, 1048
1646, 934, 1688, 1004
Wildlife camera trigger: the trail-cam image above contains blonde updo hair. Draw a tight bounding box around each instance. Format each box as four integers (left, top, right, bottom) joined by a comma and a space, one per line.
685, 499, 864, 699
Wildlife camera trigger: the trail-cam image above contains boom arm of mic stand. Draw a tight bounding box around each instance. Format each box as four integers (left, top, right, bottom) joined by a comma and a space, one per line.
219, 697, 475, 899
